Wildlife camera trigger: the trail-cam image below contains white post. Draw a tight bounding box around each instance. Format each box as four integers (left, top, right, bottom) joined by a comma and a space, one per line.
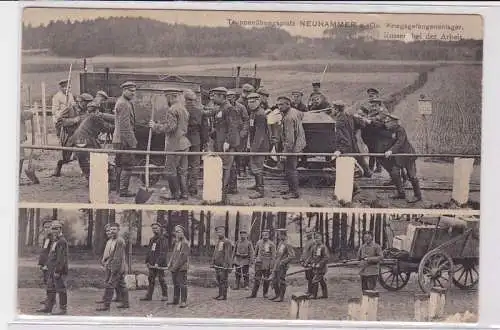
360, 290, 379, 321
334, 156, 356, 203
428, 286, 447, 320
451, 157, 475, 205
89, 152, 109, 204
202, 155, 223, 203
33, 102, 42, 145
289, 293, 310, 320
348, 297, 361, 321
414, 293, 430, 322
41, 82, 48, 145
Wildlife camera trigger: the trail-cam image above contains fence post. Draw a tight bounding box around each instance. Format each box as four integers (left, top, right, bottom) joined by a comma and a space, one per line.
289, 293, 310, 320
360, 290, 379, 321
414, 293, 430, 321
451, 157, 475, 205
334, 156, 356, 203
348, 297, 361, 321
429, 287, 447, 320
89, 152, 109, 204
202, 155, 223, 203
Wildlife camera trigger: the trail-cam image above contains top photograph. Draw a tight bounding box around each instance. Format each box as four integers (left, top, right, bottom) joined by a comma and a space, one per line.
18, 7, 482, 210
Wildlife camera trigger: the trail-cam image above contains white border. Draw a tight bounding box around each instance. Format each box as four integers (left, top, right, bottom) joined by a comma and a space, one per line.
3, 1, 500, 329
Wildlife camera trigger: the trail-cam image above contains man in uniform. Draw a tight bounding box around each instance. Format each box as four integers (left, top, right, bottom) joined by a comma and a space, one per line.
211, 87, 241, 201
357, 231, 383, 291
237, 83, 255, 110
149, 88, 191, 200
96, 222, 130, 311
227, 89, 250, 182
291, 90, 308, 112
270, 228, 295, 302
52, 93, 94, 177
278, 95, 307, 199
246, 92, 271, 199
51, 79, 75, 133
19, 107, 34, 179
307, 82, 328, 108
308, 92, 331, 111
247, 229, 275, 298
141, 222, 169, 301
184, 89, 209, 196
96, 224, 121, 304
382, 113, 422, 203
232, 227, 254, 290
309, 231, 329, 299
299, 227, 315, 296
36, 221, 68, 315
257, 87, 271, 110
113, 81, 138, 197
94, 90, 109, 110
37, 220, 52, 305
211, 225, 233, 300
68, 101, 115, 183
167, 225, 190, 308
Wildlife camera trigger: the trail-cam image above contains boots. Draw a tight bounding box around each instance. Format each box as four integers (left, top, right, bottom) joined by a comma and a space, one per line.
273, 284, 286, 302
390, 170, 406, 200
213, 285, 223, 300
319, 280, 328, 299
165, 176, 180, 200
119, 171, 135, 197
117, 288, 129, 308
234, 276, 241, 290
408, 178, 422, 203
310, 282, 319, 299
51, 292, 67, 315
178, 174, 189, 200
269, 283, 280, 301
179, 287, 188, 308
140, 283, 154, 301
262, 280, 270, 298
36, 291, 56, 313
247, 174, 258, 191
227, 167, 238, 194
282, 174, 299, 199
96, 288, 114, 311
249, 175, 264, 199
247, 281, 260, 298
167, 286, 180, 305
51, 160, 63, 177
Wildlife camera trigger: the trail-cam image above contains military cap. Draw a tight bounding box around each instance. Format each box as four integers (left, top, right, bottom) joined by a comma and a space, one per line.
257, 88, 269, 97
104, 223, 111, 230
261, 229, 270, 233
385, 113, 399, 120
239, 229, 248, 234
215, 225, 225, 231
332, 100, 347, 107
79, 93, 94, 102
163, 87, 183, 94
96, 90, 109, 98
183, 89, 197, 100
277, 95, 292, 103
368, 97, 383, 103
367, 87, 379, 95
276, 228, 288, 234
120, 81, 137, 89
227, 90, 237, 97
174, 225, 186, 233
42, 219, 53, 227
312, 81, 321, 87
51, 221, 63, 229
247, 92, 261, 100
242, 84, 255, 93
109, 222, 120, 229
58, 79, 69, 86
87, 101, 99, 109
211, 86, 228, 95
291, 90, 303, 96
151, 222, 162, 227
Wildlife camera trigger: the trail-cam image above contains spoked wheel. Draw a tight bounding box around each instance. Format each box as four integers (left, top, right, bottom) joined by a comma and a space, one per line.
452, 259, 479, 290
418, 250, 454, 293
378, 263, 411, 291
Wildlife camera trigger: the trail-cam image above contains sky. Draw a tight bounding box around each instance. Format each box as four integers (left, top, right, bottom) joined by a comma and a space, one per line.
22, 7, 483, 41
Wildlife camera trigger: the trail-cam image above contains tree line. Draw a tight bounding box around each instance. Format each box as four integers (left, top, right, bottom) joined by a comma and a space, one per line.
22, 16, 483, 61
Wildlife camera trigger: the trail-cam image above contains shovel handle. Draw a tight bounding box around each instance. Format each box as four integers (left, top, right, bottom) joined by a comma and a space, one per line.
145, 99, 157, 189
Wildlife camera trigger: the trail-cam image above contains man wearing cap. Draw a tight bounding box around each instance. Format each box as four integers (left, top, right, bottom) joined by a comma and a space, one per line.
52, 93, 93, 177
299, 228, 315, 296
232, 228, 254, 290
257, 87, 271, 110
211, 87, 241, 201
309, 232, 329, 299
96, 222, 130, 311
113, 81, 138, 197
36, 221, 68, 315
227, 89, 250, 182
184, 89, 209, 196
270, 228, 295, 302
291, 91, 308, 112
381, 113, 422, 203
37, 220, 52, 305
94, 90, 109, 110
277, 95, 307, 199
211, 225, 233, 300
307, 82, 329, 108
237, 83, 255, 110
68, 101, 115, 183
245, 92, 271, 199
149, 88, 191, 200
51, 79, 75, 130
141, 223, 169, 301
308, 92, 331, 112
167, 225, 190, 308
248, 229, 275, 298
357, 231, 383, 291
96, 223, 121, 304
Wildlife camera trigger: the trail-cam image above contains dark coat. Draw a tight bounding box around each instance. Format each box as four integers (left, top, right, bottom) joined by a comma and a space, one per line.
67, 112, 114, 148
186, 103, 209, 146
281, 108, 306, 153
249, 107, 271, 153
334, 112, 363, 154
145, 234, 169, 267
386, 124, 417, 166
214, 101, 241, 151
112, 96, 137, 148
168, 238, 190, 272
47, 235, 69, 275
212, 237, 233, 268
310, 243, 329, 274
37, 235, 52, 267
254, 239, 276, 271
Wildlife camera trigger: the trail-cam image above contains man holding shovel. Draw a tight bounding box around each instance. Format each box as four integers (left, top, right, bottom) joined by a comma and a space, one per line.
149, 88, 191, 201
51, 79, 75, 133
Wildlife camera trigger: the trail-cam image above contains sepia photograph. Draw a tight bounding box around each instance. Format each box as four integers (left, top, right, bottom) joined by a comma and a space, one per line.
16, 206, 479, 322
17, 8, 482, 210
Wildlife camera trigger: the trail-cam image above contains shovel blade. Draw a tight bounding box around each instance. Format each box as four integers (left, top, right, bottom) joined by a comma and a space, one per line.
24, 169, 40, 184
135, 187, 153, 204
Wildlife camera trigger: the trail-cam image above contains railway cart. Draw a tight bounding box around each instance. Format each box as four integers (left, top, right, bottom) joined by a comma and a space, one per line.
378, 215, 479, 293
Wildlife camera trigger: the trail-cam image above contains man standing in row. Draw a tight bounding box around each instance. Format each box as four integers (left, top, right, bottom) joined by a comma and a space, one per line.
238, 84, 255, 110
299, 228, 314, 297
141, 222, 169, 302
357, 231, 383, 292
232, 227, 254, 290
309, 232, 329, 299
167, 225, 190, 308
149, 88, 191, 200
291, 90, 308, 112
248, 229, 275, 299
113, 82, 138, 197
227, 89, 249, 185
37, 220, 53, 305
36, 221, 68, 315
212, 225, 233, 300
96, 224, 120, 304
270, 228, 295, 302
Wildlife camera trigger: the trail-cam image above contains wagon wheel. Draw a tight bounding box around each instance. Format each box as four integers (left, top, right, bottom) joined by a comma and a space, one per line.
452, 259, 479, 290
417, 249, 454, 293
378, 263, 411, 291
137, 158, 162, 186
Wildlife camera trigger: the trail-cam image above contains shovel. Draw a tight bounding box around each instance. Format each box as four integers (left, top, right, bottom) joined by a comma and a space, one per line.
135, 101, 156, 204
24, 117, 40, 184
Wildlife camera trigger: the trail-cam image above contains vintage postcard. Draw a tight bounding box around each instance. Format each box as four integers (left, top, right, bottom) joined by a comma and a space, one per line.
18, 7, 482, 210
17, 205, 479, 322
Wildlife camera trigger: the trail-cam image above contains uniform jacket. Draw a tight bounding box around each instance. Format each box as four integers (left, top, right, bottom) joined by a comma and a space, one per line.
357, 102, 389, 147
145, 234, 169, 267
37, 234, 52, 267
186, 103, 209, 147
112, 96, 137, 148
273, 240, 296, 271
237, 96, 249, 110
254, 239, 276, 271
333, 111, 363, 154
212, 237, 233, 268
281, 107, 307, 153
292, 102, 308, 112
357, 242, 383, 276
68, 112, 114, 148
214, 101, 241, 151
152, 102, 191, 151
168, 238, 190, 272
20, 110, 34, 143
249, 107, 271, 153
57, 104, 86, 145
233, 239, 255, 266
310, 242, 329, 274
47, 235, 69, 275
307, 92, 329, 108
299, 238, 315, 265
107, 236, 127, 274
234, 101, 250, 149
51, 90, 75, 124
387, 124, 417, 166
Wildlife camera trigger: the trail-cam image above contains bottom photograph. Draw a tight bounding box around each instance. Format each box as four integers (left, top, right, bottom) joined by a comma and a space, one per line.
17, 207, 479, 323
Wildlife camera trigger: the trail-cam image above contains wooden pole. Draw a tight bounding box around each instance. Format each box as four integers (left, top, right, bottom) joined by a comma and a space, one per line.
414, 293, 430, 322
28, 208, 35, 246
348, 297, 361, 321
360, 290, 379, 321
452, 157, 475, 205
334, 156, 356, 203
41, 82, 48, 145
34, 208, 40, 246
205, 211, 212, 247
87, 209, 94, 249
202, 155, 223, 203
289, 293, 310, 320
429, 287, 447, 320
198, 211, 205, 249
33, 102, 42, 145
89, 152, 109, 204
